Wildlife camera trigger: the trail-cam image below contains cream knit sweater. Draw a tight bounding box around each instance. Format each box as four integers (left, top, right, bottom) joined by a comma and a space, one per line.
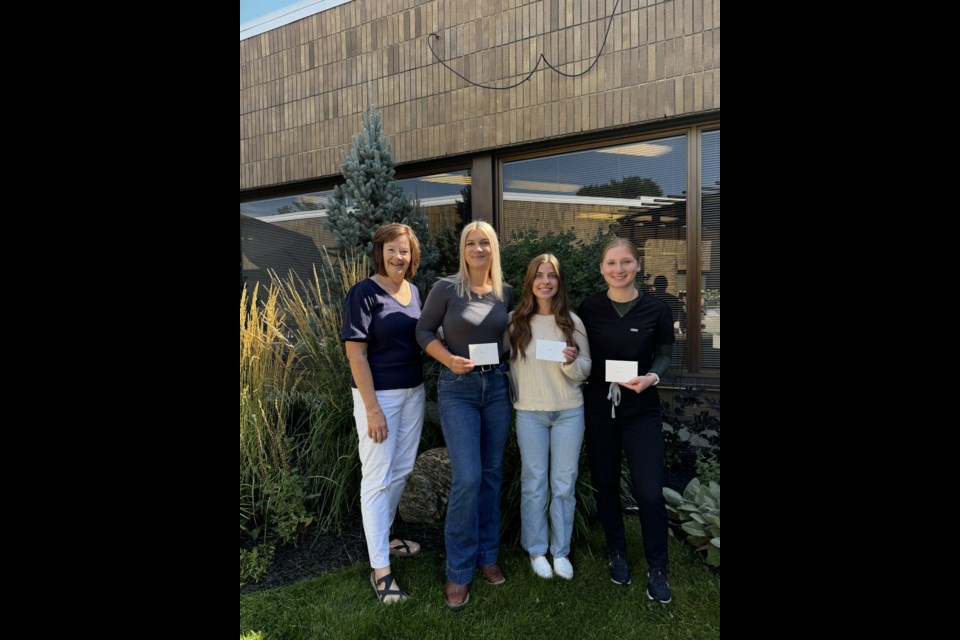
508, 312, 592, 411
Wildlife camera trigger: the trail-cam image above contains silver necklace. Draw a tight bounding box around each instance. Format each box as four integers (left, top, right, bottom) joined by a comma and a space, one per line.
610, 289, 640, 318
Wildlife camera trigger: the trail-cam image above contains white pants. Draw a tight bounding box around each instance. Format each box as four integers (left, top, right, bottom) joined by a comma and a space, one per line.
353, 385, 426, 569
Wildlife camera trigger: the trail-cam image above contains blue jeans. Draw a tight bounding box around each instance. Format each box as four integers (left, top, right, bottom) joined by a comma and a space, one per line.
438, 364, 512, 584
515, 406, 584, 559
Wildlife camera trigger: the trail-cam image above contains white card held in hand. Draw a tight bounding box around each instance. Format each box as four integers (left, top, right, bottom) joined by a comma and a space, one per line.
605, 360, 638, 382
468, 342, 500, 366
535, 339, 567, 362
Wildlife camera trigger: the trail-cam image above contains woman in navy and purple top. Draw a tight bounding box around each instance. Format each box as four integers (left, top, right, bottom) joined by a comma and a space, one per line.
341, 223, 426, 605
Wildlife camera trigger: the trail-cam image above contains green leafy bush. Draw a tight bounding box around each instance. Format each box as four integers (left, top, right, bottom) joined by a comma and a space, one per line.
662, 387, 720, 472
695, 452, 720, 485
240, 543, 275, 588
275, 256, 368, 534
500, 226, 617, 310
265, 467, 314, 545
664, 477, 720, 567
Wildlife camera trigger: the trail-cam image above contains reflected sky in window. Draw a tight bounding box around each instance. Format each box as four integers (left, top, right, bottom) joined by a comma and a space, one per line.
504, 136, 687, 199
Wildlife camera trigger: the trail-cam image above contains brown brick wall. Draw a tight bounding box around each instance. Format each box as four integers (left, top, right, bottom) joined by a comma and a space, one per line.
240, 0, 720, 190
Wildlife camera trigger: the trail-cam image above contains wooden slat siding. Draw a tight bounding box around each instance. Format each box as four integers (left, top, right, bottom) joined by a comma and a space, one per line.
241, 0, 720, 190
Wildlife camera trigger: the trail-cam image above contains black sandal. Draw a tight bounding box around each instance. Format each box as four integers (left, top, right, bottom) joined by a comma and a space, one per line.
389, 538, 421, 557
370, 571, 408, 604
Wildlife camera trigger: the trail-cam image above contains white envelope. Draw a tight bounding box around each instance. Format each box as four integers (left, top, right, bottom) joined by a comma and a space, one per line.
468, 342, 500, 366
535, 339, 567, 362
605, 360, 638, 382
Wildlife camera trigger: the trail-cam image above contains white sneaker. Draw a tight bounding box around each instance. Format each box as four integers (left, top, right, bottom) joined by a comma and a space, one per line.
530, 555, 553, 579
553, 556, 574, 580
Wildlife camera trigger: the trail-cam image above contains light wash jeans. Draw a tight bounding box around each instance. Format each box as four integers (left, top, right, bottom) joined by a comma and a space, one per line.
353, 385, 425, 569
515, 406, 585, 559
437, 364, 512, 584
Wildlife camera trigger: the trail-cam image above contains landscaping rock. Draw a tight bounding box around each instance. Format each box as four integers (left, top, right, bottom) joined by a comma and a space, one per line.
398, 447, 451, 526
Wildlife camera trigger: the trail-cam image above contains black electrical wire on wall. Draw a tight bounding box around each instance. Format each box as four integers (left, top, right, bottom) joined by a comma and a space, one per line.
427, 0, 621, 90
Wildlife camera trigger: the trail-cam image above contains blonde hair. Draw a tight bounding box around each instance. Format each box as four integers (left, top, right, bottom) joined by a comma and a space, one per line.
600, 237, 640, 263
454, 221, 505, 301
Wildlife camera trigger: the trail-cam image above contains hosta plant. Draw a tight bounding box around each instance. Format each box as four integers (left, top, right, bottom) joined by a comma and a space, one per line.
664, 477, 720, 567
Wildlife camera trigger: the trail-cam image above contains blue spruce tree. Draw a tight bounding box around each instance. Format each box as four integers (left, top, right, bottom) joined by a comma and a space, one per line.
325, 92, 438, 291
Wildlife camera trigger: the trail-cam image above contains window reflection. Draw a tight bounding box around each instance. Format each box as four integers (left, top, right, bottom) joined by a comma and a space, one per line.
240, 170, 471, 298
501, 135, 689, 369
700, 130, 720, 370
240, 189, 338, 300
239, 191, 336, 219
397, 170, 471, 237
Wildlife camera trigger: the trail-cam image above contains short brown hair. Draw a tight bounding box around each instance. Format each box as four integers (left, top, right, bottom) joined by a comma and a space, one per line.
371, 223, 421, 278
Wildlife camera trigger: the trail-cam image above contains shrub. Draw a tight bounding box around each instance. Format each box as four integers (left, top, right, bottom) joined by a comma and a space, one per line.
264, 466, 314, 545
240, 283, 300, 540
695, 452, 720, 485
240, 544, 275, 588
664, 478, 720, 567
275, 255, 369, 534
662, 387, 720, 472
500, 226, 617, 309
324, 93, 440, 293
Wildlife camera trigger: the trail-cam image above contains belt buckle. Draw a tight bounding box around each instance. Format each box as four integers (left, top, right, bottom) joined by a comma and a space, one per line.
478, 364, 495, 372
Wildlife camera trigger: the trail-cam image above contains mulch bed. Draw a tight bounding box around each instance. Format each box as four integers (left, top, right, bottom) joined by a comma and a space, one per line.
242, 466, 698, 595
240, 514, 444, 595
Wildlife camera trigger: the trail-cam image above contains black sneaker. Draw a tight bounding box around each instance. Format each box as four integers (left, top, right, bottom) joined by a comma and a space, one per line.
608, 551, 631, 585
646, 567, 672, 603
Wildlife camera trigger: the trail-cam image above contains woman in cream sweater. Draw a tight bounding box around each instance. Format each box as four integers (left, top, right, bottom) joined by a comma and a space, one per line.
507, 254, 591, 580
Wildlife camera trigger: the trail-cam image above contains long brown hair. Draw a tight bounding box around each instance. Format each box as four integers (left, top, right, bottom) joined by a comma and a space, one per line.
509, 254, 577, 360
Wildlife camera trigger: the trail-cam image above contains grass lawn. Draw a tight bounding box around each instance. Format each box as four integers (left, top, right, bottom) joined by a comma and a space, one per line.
240, 518, 720, 639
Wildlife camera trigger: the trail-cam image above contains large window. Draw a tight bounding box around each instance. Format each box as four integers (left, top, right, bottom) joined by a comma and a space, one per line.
240, 189, 337, 297
500, 128, 719, 378
240, 170, 470, 296
396, 170, 471, 237
239, 128, 719, 378
501, 136, 687, 243
700, 130, 720, 371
